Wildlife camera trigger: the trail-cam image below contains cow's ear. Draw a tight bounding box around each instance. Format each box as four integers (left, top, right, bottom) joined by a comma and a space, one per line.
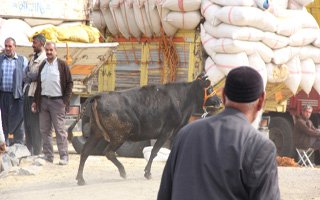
204, 79, 211, 88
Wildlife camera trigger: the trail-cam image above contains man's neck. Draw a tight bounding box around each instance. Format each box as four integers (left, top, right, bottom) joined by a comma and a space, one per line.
47, 57, 56, 64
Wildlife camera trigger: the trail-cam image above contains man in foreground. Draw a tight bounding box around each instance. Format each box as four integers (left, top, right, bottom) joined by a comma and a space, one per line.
158, 66, 280, 200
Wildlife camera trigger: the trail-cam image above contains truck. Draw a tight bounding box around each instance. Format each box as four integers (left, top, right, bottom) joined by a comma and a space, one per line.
264, 1, 320, 162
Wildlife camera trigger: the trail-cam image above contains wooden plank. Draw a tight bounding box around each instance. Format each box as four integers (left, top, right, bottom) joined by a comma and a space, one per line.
0, 0, 88, 20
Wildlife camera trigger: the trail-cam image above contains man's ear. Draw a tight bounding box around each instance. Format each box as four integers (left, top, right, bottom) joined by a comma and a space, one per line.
222, 88, 226, 105
257, 92, 266, 111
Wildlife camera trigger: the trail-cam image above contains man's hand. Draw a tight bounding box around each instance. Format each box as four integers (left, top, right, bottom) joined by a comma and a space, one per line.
0, 142, 6, 154
31, 102, 38, 113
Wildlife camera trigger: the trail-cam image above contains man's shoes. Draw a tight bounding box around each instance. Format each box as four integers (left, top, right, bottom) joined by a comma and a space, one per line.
39, 155, 53, 163
58, 159, 68, 165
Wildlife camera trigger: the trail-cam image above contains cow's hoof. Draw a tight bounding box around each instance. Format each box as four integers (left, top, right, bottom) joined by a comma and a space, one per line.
144, 172, 152, 180
77, 179, 86, 186
120, 172, 127, 179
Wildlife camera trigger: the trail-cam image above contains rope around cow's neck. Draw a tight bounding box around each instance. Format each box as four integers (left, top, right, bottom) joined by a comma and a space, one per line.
202, 87, 216, 118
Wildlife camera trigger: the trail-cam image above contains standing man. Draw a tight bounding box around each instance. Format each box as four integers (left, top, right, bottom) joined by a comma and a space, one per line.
0, 109, 5, 172
293, 104, 320, 150
32, 41, 73, 165
158, 66, 280, 200
0, 37, 27, 145
23, 34, 46, 155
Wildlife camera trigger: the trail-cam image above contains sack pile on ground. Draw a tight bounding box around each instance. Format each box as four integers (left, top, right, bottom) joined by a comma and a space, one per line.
202, 0, 320, 95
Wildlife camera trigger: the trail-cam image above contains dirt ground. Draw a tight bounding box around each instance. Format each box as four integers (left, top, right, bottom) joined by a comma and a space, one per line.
1, 145, 320, 200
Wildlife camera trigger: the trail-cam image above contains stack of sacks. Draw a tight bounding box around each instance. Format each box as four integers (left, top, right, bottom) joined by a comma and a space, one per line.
202, 0, 320, 95
100, 0, 202, 38
156, 0, 202, 36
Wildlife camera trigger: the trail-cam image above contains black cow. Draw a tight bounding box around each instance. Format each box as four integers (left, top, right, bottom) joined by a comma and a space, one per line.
68, 73, 222, 185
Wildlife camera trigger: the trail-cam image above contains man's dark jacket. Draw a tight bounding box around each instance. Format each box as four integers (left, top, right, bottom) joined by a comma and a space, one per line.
158, 108, 280, 200
293, 116, 320, 149
34, 58, 73, 111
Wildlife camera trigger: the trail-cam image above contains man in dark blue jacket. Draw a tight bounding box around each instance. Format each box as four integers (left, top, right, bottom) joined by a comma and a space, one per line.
158, 66, 280, 200
0, 37, 27, 145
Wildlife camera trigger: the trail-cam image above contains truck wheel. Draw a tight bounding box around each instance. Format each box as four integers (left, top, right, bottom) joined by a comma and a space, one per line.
116, 141, 151, 158
72, 136, 150, 158
269, 117, 294, 157
71, 136, 107, 155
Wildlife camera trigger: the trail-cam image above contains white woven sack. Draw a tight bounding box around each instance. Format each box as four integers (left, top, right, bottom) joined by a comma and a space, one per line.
110, 0, 131, 38
300, 59, 316, 95
204, 22, 264, 41
299, 46, 320, 64
210, 0, 255, 6
221, 39, 254, 55
205, 57, 225, 85
275, 10, 318, 36
100, 0, 120, 36
262, 32, 289, 49
144, 0, 161, 36
287, 0, 304, 9
213, 52, 249, 75
276, 16, 302, 36
266, 63, 289, 83
215, 6, 277, 32
269, 0, 288, 9
121, 0, 142, 38
292, 0, 314, 6
156, 2, 178, 36
313, 64, 320, 94
285, 56, 301, 94
133, 0, 153, 37
248, 53, 268, 89
200, 24, 216, 57
209, 38, 254, 54
272, 46, 300, 64
165, 11, 201, 30
162, 0, 201, 11
0, 19, 31, 48
91, 0, 101, 10
201, 0, 221, 26
289, 28, 319, 46
91, 10, 107, 33
255, 42, 274, 63
313, 35, 320, 48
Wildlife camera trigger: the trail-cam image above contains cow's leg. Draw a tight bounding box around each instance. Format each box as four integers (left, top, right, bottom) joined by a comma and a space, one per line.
144, 132, 172, 179
105, 142, 127, 179
76, 136, 100, 186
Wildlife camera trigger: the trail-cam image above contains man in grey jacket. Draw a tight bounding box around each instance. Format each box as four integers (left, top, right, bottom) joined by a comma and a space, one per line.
23, 34, 46, 155
158, 66, 280, 200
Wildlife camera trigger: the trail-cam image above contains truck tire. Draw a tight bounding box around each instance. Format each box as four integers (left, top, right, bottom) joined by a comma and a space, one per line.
116, 140, 151, 158
71, 136, 150, 158
269, 117, 294, 157
71, 136, 107, 155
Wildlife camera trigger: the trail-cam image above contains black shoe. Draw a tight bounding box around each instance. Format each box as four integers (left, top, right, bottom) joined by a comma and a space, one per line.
39, 155, 53, 163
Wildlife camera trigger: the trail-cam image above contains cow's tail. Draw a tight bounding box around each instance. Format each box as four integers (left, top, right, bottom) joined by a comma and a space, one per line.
67, 96, 94, 141
91, 98, 111, 142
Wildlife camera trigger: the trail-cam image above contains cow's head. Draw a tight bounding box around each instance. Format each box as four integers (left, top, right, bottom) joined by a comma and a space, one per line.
196, 73, 222, 114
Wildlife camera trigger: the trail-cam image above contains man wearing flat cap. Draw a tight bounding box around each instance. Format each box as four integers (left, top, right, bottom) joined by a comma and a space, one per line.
158, 66, 280, 200
23, 34, 46, 155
